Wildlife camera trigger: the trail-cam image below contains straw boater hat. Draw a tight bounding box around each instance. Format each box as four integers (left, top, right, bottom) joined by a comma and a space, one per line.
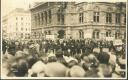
66, 65, 86, 77
45, 62, 68, 77
28, 61, 46, 77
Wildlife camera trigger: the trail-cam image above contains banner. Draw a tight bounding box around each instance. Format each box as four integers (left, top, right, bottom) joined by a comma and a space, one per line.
105, 37, 114, 41
46, 35, 55, 40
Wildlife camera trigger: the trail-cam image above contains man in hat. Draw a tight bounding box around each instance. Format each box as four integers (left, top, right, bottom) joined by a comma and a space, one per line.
7, 41, 16, 56
34, 41, 40, 56
47, 51, 57, 62
55, 49, 67, 65
45, 62, 68, 77
10, 57, 28, 77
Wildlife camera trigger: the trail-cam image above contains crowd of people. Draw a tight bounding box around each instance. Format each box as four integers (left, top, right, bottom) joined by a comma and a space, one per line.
2, 38, 126, 78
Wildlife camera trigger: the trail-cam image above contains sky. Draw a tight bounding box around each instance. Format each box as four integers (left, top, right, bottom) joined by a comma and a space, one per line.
1, 0, 45, 16
1, 0, 127, 17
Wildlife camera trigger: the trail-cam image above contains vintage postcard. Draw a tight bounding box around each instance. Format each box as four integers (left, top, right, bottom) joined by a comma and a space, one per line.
1, 0, 127, 79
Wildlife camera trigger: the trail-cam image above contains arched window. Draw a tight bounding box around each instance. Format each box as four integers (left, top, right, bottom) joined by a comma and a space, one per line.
79, 30, 84, 38
79, 13, 84, 23
93, 30, 100, 39
115, 13, 120, 24
106, 8, 112, 24
78, 7, 84, 23
57, 8, 65, 25
106, 30, 111, 37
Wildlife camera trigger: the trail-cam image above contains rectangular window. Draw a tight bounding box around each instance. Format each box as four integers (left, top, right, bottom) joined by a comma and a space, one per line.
106, 13, 112, 23
115, 13, 120, 24
57, 13, 65, 25
79, 13, 84, 23
93, 12, 99, 22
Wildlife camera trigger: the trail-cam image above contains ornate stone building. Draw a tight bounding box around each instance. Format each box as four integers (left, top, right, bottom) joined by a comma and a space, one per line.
30, 2, 126, 40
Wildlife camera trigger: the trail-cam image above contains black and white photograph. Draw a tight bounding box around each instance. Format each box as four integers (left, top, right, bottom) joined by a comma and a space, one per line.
1, 0, 127, 79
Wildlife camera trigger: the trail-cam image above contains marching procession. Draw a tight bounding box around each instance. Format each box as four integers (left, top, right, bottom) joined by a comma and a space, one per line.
2, 38, 126, 77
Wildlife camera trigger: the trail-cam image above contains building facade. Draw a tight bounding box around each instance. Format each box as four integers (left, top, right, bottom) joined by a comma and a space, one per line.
30, 2, 126, 40
2, 8, 31, 40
